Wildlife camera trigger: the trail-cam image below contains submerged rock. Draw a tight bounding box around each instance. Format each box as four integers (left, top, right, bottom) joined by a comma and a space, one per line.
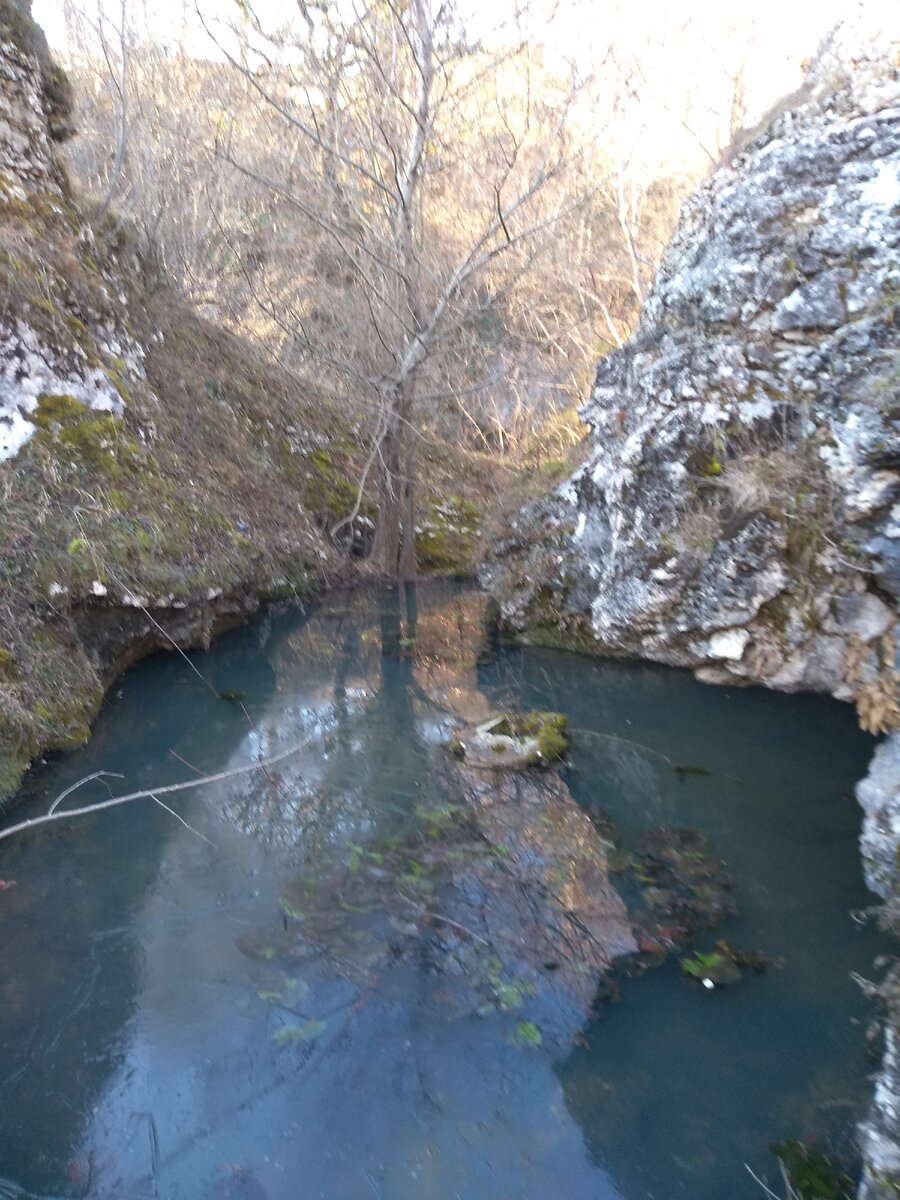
239, 751, 636, 1052
449, 710, 569, 768
628, 827, 738, 948
680, 950, 743, 989
452, 761, 637, 986
206, 1168, 268, 1200
679, 940, 773, 990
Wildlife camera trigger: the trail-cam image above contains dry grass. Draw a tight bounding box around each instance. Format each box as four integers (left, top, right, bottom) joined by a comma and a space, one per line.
672, 502, 722, 560
845, 633, 900, 734
716, 448, 806, 519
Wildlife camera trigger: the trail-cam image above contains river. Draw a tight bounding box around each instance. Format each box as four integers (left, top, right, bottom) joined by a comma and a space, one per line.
0, 583, 890, 1199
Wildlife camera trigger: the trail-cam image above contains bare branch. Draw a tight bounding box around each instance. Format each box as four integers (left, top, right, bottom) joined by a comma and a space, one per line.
149, 792, 218, 848
48, 770, 125, 816
0, 740, 311, 846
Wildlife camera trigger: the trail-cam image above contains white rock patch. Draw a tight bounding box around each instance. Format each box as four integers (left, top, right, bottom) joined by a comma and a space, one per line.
708, 629, 750, 660
0, 320, 125, 462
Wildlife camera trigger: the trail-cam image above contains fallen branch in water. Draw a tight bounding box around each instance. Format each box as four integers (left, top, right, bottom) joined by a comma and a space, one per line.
0, 740, 310, 846
397, 890, 492, 947
48, 770, 124, 815
569, 728, 676, 767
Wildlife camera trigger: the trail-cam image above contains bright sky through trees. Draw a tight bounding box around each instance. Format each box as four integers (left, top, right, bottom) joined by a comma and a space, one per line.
34, 0, 894, 173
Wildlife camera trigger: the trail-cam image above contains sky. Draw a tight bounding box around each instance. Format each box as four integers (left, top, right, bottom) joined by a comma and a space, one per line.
34, 0, 886, 68
30, 0, 899, 172
33, 0, 892, 62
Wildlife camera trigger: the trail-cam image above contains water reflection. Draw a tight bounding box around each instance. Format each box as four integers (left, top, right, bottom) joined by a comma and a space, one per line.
0, 641, 279, 1195
0, 583, 890, 1199
474, 643, 889, 1198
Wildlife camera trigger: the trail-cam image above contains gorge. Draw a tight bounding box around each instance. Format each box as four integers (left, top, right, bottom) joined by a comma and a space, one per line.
1, 3, 899, 1196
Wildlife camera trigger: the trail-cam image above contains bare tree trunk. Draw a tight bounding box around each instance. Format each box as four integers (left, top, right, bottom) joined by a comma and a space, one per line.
372, 372, 419, 577
398, 437, 417, 582
371, 408, 402, 574
181, 0, 583, 581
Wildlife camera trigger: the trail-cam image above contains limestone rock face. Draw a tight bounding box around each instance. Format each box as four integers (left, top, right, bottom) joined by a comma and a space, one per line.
0, 29, 56, 187
487, 56, 900, 707
858, 733, 900, 899
0, 1, 148, 463
0, 9, 339, 803
485, 46, 900, 1198
856, 729, 900, 1200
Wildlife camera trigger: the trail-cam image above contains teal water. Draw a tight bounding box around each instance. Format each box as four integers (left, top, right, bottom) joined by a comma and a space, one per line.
0, 584, 891, 1199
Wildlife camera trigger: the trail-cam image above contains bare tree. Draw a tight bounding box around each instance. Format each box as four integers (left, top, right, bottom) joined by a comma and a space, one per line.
58, 1, 699, 544
202, 0, 585, 577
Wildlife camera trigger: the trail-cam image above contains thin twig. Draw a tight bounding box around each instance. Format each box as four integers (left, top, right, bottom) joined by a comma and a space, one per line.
779, 1160, 802, 1200
239, 701, 283, 793
364, 1169, 385, 1199
148, 793, 218, 849
397, 891, 492, 947
0, 740, 310, 846
145, 1112, 161, 1200
106, 572, 220, 698
168, 750, 207, 777
48, 771, 125, 816
569, 728, 676, 767
745, 1161, 798, 1200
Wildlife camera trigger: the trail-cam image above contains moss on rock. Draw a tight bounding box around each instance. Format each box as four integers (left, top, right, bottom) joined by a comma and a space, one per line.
532, 712, 569, 761
28, 392, 148, 479
415, 494, 480, 574
450, 710, 569, 769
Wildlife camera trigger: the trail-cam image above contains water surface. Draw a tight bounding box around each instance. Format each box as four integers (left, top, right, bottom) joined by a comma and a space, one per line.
0, 584, 889, 1199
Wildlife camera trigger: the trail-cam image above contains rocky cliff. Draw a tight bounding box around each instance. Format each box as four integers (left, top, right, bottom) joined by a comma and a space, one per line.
0, 1, 369, 803
485, 42, 900, 1198
0, 0, 490, 809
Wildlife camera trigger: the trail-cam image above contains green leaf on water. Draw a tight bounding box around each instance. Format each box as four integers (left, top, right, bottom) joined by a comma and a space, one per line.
257, 990, 282, 1002
680, 951, 727, 979
497, 983, 524, 1011
515, 1021, 543, 1048
279, 897, 305, 921
273, 1018, 327, 1046
219, 689, 246, 702
632, 870, 657, 884
261, 946, 276, 960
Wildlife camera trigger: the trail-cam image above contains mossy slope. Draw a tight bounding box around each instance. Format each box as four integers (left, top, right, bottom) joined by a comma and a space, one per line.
0, 183, 369, 805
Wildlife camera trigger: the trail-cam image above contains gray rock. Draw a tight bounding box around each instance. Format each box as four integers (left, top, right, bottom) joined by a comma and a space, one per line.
772, 273, 847, 331
485, 52, 900, 702
484, 45, 900, 1198
857, 734, 900, 899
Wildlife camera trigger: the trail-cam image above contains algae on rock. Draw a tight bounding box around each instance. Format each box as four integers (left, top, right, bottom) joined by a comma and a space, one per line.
449, 710, 568, 768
